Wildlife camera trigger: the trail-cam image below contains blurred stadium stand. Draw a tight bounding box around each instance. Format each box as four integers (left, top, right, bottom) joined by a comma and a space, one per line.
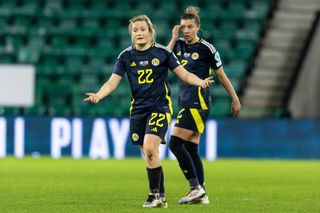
0, 0, 284, 117
240, 0, 320, 118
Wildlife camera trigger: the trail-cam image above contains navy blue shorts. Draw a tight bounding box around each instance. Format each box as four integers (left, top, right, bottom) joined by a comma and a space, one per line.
130, 111, 172, 146
174, 108, 209, 134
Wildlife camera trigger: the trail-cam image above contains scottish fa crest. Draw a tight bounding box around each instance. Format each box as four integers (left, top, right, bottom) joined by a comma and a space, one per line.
191, 52, 199, 60
152, 58, 160, 66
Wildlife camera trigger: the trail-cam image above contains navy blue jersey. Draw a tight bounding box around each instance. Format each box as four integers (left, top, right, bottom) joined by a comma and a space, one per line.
173, 38, 222, 109
113, 43, 180, 117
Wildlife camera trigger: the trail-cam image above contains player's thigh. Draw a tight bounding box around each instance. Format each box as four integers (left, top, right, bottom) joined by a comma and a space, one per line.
171, 126, 194, 141
171, 127, 201, 144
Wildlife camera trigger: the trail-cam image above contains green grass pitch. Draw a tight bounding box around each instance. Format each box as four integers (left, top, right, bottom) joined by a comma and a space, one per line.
0, 157, 320, 212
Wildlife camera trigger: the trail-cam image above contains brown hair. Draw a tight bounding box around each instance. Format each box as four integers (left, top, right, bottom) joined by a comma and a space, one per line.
128, 15, 156, 45
181, 6, 201, 27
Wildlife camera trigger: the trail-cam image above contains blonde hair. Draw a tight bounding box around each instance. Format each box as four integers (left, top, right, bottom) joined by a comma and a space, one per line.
182, 6, 201, 27
128, 15, 156, 45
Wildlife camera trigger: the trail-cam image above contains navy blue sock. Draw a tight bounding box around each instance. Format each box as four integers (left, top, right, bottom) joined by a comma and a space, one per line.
159, 168, 165, 197
169, 136, 199, 188
147, 166, 162, 194
184, 142, 205, 189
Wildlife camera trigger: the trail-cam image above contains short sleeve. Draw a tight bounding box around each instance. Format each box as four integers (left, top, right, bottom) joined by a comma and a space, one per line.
113, 53, 126, 77
167, 51, 181, 70
205, 44, 223, 70
211, 51, 222, 69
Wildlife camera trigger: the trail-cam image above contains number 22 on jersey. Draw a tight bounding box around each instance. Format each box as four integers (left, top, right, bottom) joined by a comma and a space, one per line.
138, 69, 153, 84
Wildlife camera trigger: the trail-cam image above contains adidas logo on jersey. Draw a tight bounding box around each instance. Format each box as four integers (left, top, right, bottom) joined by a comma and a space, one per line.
151, 127, 158, 132
130, 62, 136, 67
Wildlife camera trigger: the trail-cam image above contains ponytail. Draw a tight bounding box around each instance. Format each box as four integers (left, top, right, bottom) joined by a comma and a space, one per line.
181, 6, 200, 26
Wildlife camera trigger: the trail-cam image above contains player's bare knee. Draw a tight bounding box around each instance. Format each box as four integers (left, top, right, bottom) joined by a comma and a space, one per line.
144, 148, 154, 160
146, 152, 153, 161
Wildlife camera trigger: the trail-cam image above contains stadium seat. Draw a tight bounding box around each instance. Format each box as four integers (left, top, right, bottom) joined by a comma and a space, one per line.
89, 0, 111, 9
50, 35, 69, 48
0, 107, 21, 116
214, 24, 237, 40
222, 2, 247, 21
4, 34, 25, 53
64, 0, 86, 11
86, 57, 107, 73
12, 16, 33, 33
58, 17, 78, 30
48, 105, 71, 116
101, 63, 115, 75
0, 0, 16, 16
80, 18, 100, 35
0, 53, 15, 63
224, 61, 248, 79
72, 104, 90, 116
23, 104, 46, 116
37, 54, 61, 75
0, 16, 7, 29
152, 2, 177, 19
43, 0, 63, 13
64, 56, 84, 73
18, 48, 39, 63
210, 99, 232, 117
14, 0, 39, 16
211, 85, 229, 99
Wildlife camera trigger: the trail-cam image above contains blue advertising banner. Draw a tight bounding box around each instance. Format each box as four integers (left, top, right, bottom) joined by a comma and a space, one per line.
0, 117, 217, 160
0, 117, 319, 159
218, 119, 320, 159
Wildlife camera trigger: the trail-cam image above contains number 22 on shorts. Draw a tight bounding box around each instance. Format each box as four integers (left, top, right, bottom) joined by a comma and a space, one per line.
148, 113, 166, 127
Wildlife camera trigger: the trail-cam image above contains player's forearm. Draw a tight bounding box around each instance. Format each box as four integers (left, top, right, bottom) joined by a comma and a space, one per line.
184, 72, 204, 87
218, 74, 239, 102
95, 74, 122, 100
167, 39, 177, 50
174, 65, 204, 87
96, 81, 117, 100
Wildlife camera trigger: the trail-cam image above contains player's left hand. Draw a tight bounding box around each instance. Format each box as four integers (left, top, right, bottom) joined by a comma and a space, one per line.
231, 98, 241, 117
201, 77, 214, 89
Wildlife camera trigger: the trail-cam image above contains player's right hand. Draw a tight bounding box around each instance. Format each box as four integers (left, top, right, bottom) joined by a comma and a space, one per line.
172, 25, 181, 41
201, 77, 214, 89
84, 93, 101, 104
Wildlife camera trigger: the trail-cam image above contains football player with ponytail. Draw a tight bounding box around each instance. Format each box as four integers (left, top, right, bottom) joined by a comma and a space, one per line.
167, 6, 241, 204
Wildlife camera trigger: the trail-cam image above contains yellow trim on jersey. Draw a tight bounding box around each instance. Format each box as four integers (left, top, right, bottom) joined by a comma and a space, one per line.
130, 97, 134, 115
190, 109, 205, 133
164, 83, 173, 114
166, 113, 172, 126
198, 87, 208, 110
209, 67, 213, 76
